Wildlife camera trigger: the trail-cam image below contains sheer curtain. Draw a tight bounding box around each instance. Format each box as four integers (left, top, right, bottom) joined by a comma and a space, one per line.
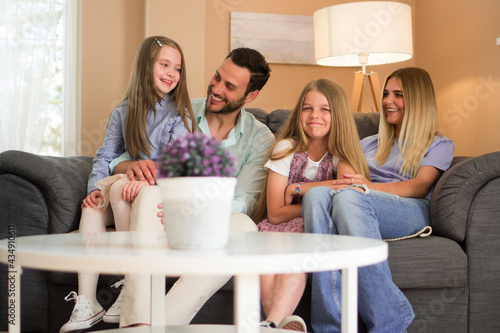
63, 0, 79, 156
0, 0, 78, 156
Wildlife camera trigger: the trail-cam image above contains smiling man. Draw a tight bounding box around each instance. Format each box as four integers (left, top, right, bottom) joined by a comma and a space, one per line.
112, 48, 274, 328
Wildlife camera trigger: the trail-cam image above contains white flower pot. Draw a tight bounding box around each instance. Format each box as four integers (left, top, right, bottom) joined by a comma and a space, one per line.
157, 177, 237, 249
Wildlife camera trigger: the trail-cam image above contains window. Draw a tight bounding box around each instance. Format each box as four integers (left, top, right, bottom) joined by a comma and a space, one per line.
0, 0, 78, 156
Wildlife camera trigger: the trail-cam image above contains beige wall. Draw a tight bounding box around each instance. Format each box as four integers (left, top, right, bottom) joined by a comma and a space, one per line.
81, 0, 500, 157
415, 0, 500, 156
146, 0, 207, 98
81, 0, 145, 155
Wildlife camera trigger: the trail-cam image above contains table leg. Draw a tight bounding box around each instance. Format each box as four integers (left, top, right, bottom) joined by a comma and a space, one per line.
234, 274, 261, 333
341, 266, 358, 333
7, 265, 21, 333
151, 274, 166, 326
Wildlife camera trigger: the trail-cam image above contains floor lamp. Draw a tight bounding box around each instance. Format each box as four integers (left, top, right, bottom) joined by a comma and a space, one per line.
313, 1, 413, 112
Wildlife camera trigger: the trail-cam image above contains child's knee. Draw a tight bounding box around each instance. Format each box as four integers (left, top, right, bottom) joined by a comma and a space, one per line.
109, 178, 128, 203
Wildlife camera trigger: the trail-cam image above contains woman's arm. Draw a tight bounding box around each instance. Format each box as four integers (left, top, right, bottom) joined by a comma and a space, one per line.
370, 166, 442, 198
284, 160, 358, 201
341, 165, 442, 199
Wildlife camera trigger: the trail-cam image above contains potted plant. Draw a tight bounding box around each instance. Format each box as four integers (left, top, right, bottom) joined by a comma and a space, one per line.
156, 132, 238, 249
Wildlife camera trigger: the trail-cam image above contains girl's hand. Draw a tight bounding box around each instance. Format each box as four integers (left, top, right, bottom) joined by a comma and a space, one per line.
122, 180, 149, 202
82, 190, 103, 209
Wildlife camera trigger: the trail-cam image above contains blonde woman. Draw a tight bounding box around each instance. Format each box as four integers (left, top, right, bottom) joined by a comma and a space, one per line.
302, 67, 455, 332
253, 78, 369, 331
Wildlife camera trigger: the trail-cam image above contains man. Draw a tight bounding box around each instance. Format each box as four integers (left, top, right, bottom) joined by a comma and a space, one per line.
111, 48, 274, 327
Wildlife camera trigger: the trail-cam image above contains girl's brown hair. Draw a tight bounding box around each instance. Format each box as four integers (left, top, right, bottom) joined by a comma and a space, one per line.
123, 36, 196, 159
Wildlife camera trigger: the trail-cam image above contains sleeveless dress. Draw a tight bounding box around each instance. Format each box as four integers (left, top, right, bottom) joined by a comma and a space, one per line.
257, 151, 335, 233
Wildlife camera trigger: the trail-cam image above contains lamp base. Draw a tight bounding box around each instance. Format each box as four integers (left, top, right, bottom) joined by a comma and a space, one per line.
351, 71, 381, 112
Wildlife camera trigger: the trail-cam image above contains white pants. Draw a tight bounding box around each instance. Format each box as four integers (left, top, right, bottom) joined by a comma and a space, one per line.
119, 186, 257, 327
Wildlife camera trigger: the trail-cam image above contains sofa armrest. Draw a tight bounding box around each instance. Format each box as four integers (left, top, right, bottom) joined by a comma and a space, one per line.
0, 150, 93, 235
430, 151, 500, 331
430, 151, 500, 242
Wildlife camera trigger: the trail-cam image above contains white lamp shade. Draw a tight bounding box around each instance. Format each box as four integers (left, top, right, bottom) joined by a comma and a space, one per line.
314, 1, 413, 67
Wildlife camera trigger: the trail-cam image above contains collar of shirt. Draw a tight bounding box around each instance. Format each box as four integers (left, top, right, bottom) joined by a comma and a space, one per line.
195, 104, 245, 148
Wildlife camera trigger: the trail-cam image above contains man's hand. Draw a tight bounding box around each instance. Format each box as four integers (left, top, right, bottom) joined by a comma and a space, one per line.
82, 190, 103, 209
158, 203, 165, 224
126, 160, 157, 185
122, 180, 149, 202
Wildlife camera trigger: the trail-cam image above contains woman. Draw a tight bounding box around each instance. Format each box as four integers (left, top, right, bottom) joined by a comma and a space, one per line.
302, 67, 454, 332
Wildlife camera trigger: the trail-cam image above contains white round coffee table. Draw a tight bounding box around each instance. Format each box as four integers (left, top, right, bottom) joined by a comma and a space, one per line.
0, 231, 387, 333
98, 324, 298, 332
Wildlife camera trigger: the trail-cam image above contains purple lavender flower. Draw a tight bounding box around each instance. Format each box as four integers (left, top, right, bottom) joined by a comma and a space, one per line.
157, 132, 237, 178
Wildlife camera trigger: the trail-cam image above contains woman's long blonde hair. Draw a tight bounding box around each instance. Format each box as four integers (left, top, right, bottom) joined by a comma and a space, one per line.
123, 36, 196, 159
251, 78, 370, 222
376, 67, 439, 178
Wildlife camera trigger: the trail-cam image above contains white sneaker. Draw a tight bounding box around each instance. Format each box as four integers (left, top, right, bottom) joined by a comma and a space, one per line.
278, 315, 307, 332
60, 292, 105, 333
103, 279, 124, 323
260, 320, 277, 328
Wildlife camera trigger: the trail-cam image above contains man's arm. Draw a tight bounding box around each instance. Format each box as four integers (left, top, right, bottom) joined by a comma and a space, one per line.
232, 131, 274, 215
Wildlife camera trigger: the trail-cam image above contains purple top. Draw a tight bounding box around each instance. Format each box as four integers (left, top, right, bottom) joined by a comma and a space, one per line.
361, 134, 455, 199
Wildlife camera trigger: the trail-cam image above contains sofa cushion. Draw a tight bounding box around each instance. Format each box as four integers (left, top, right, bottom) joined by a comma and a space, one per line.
388, 236, 468, 289
352, 111, 380, 139
267, 109, 291, 135
246, 107, 268, 126
0, 150, 93, 234
0, 174, 49, 236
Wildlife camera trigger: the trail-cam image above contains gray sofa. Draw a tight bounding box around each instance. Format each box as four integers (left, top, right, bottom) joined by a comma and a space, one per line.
1, 108, 500, 332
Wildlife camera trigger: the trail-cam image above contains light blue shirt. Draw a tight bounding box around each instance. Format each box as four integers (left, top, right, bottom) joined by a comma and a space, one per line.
87, 95, 189, 193
110, 98, 275, 215
361, 134, 455, 199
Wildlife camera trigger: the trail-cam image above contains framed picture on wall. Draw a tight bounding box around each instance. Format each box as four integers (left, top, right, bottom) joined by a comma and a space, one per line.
230, 11, 315, 65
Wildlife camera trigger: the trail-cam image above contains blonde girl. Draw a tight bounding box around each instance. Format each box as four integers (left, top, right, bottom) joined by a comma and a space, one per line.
254, 78, 369, 331
60, 36, 195, 333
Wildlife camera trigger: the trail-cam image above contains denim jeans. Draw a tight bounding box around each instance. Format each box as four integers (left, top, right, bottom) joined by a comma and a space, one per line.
302, 186, 426, 333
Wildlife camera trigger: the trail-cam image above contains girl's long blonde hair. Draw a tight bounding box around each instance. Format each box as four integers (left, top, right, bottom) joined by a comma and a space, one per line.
376, 67, 439, 178
123, 36, 196, 160
251, 78, 370, 222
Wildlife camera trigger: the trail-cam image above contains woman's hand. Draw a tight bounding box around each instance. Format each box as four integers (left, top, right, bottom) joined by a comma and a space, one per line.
332, 173, 372, 188
82, 190, 103, 209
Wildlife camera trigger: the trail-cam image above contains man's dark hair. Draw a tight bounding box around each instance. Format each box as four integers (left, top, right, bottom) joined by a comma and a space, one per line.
226, 48, 271, 95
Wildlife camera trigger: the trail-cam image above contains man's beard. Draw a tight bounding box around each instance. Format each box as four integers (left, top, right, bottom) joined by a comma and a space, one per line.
205, 89, 247, 116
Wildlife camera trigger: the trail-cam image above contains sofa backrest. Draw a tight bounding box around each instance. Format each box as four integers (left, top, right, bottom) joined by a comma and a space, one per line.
247, 108, 380, 140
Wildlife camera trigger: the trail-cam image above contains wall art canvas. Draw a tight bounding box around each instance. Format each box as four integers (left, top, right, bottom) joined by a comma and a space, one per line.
230, 12, 315, 65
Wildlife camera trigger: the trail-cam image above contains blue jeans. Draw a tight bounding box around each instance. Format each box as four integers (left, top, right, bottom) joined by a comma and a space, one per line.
302, 187, 426, 333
